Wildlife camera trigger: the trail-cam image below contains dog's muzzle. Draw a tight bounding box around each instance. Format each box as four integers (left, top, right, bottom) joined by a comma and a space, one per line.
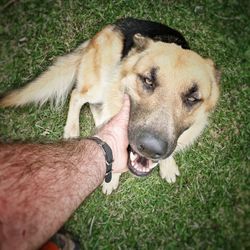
127, 131, 172, 176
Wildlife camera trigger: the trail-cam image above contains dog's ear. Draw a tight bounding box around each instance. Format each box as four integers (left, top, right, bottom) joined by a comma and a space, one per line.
205, 58, 220, 111
206, 58, 221, 85
133, 33, 151, 52
214, 68, 221, 84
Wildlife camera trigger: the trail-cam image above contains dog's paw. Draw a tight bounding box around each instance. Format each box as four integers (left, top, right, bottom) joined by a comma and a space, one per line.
63, 125, 79, 139
102, 173, 121, 195
159, 157, 180, 183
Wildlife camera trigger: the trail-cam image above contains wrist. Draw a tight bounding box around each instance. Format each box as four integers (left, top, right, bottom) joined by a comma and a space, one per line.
78, 139, 106, 180
96, 132, 117, 156
86, 136, 114, 183
95, 131, 128, 174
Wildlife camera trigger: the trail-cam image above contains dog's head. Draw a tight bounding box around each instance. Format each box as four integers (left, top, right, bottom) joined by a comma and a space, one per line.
120, 35, 220, 176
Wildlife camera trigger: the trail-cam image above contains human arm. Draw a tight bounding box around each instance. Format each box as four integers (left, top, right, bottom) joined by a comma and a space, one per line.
0, 95, 130, 250
0, 140, 105, 250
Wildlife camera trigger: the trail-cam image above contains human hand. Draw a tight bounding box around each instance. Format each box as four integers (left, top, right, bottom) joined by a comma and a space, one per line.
97, 94, 130, 173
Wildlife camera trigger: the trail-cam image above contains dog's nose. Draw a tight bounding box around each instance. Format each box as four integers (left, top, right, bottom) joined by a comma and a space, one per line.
136, 132, 168, 159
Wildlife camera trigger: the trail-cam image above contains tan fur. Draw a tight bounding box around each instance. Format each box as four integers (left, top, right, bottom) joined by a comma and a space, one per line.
0, 23, 219, 194
0, 41, 89, 107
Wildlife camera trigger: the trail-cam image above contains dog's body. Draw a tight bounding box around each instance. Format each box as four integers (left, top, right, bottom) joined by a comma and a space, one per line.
0, 18, 219, 194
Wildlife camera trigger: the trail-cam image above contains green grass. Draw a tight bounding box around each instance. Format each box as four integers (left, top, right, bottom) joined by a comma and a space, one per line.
0, 0, 249, 249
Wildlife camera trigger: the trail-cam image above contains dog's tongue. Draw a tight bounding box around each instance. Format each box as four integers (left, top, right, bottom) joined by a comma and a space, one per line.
137, 156, 148, 167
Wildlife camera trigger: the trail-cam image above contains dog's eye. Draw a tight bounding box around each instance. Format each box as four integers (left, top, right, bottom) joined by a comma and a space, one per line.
186, 96, 200, 105
138, 68, 158, 92
138, 74, 155, 91
142, 76, 154, 89
182, 85, 201, 107
183, 95, 201, 108
187, 96, 198, 103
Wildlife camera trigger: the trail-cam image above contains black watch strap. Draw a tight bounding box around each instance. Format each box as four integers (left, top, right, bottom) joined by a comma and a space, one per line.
87, 136, 113, 183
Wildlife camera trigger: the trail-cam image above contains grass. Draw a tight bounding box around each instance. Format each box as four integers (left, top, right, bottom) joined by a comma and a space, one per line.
0, 0, 249, 249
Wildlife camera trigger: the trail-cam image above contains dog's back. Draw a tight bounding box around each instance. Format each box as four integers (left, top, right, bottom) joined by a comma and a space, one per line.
0, 18, 189, 109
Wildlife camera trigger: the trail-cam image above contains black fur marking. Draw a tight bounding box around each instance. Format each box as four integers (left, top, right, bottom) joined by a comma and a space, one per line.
186, 84, 198, 95
115, 18, 190, 58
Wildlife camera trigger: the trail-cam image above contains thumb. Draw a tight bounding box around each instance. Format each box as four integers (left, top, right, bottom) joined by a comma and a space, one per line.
111, 94, 130, 125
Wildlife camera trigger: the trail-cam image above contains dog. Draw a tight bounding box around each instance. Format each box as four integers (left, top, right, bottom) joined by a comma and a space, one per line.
0, 18, 220, 194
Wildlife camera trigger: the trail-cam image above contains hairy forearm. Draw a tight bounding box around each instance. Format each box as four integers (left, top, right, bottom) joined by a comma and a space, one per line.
0, 140, 105, 250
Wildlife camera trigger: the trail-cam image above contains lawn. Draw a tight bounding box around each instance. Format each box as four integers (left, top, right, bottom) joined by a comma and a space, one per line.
0, 0, 249, 249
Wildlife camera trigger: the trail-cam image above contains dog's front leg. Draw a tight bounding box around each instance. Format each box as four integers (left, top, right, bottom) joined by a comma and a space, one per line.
159, 156, 180, 183
102, 173, 121, 195
64, 89, 85, 139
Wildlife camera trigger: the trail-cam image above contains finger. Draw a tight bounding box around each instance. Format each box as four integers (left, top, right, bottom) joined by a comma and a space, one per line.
113, 94, 130, 123
123, 94, 130, 117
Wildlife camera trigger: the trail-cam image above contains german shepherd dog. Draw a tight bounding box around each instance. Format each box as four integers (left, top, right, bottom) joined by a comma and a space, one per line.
0, 18, 220, 194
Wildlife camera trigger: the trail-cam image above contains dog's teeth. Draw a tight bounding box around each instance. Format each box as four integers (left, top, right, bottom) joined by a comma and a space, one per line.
152, 162, 159, 168
134, 163, 141, 171
131, 160, 135, 167
136, 165, 141, 171
148, 162, 157, 170
130, 152, 137, 161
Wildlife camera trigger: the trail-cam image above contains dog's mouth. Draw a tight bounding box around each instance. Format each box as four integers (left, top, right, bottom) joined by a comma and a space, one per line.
127, 146, 159, 177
